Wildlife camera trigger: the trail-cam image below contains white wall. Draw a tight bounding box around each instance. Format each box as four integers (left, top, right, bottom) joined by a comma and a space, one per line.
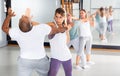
11, 0, 61, 28
83, 0, 91, 12
0, 0, 7, 47
11, 0, 61, 42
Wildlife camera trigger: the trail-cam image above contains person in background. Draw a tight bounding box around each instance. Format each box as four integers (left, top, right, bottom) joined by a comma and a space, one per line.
66, 13, 82, 70
75, 9, 95, 70
96, 7, 108, 43
2, 8, 59, 76
107, 6, 114, 34
47, 7, 72, 76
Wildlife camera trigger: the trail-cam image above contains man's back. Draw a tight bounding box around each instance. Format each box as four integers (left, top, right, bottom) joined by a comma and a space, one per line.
9, 24, 51, 59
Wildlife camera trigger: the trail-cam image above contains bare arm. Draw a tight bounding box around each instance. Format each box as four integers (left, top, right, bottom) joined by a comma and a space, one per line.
87, 11, 97, 27
71, 16, 79, 20
25, 8, 40, 26
2, 8, 16, 34
31, 21, 39, 26
66, 24, 72, 44
47, 22, 59, 35
66, 30, 70, 44
89, 14, 95, 26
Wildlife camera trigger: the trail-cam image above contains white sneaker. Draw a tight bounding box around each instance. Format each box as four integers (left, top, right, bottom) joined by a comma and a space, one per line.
82, 65, 90, 69
87, 61, 95, 65
101, 39, 107, 43
74, 65, 83, 70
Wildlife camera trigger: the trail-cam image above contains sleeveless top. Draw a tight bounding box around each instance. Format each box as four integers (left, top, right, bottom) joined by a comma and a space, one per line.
99, 16, 107, 23
49, 21, 72, 61
108, 15, 113, 21
78, 20, 92, 37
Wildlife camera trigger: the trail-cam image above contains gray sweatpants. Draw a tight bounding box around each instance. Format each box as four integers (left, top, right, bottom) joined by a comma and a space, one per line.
77, 36, 92, 56
77, 36, 92, 66
17, 56, 50, 76
67, 37, 79, 52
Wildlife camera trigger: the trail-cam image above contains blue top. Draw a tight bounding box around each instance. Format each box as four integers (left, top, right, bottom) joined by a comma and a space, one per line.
69, 20, 79, 40
95, 13, 100, 23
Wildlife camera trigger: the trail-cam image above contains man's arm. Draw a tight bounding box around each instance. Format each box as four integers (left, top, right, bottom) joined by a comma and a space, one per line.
2, 8, 15, 34
25, 8, 40, 26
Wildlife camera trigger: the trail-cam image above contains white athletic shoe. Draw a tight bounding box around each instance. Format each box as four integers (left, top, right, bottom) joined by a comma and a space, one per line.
82, 65, 90, 69
87, 61, 95, 65
74, 65, 83, 70
101, 39, 107, 43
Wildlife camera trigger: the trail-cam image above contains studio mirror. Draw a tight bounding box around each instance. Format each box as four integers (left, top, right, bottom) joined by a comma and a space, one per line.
65, 0, 120, 49
89, 0, 120, 48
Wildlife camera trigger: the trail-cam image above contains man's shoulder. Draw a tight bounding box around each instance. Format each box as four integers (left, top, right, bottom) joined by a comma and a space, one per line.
9, 27, 19, 38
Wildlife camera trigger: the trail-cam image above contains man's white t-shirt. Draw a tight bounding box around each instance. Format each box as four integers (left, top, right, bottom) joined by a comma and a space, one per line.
9, 24, 51, 59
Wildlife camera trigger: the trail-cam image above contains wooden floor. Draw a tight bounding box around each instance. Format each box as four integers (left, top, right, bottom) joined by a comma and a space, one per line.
8, 44, 120, 52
